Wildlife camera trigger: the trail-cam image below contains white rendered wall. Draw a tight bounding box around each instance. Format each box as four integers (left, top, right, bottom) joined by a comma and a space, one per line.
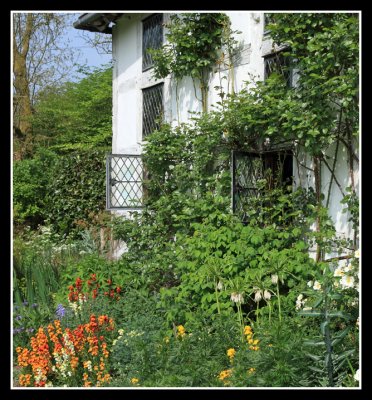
112, 12, 267, 140
111, 11, 359, 243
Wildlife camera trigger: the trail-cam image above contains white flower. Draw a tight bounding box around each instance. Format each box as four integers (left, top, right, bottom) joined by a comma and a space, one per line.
112, 339, 117, 346
230, 292, 244, 303
217, 281, 223, 291
264, 290, 271, 300
343, 264, 353, 272
118, 328, 124, 336
313, 281, 322, 290
354, 249, 360, 259
254, 290, 262, 302
168, 165, 175, 170
354, 368, 360, 382
67, 371, 72, 377
307, 280, 313, 287
45, 382, 53, 387
340, 275, 355, 289
271, 274, 278, 284
187, 31, 192, 36
303, 307, 312, 311
295, 294, 308, 310
333, 267, 344, 277
356, 317, 359, 327
78, 293, 86, 304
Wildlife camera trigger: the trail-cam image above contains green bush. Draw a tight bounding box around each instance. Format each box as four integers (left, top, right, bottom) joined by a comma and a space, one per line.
13, 149, 57, 229
45, 148, 108, 237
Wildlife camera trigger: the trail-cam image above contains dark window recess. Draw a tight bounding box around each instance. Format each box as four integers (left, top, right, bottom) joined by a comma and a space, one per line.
264, 51, 292, 87
231, 150, 293, 220
106, 154, 144, 210
263, 13, 272, 33
142, 13, 163, 71
142, 83, 164, 138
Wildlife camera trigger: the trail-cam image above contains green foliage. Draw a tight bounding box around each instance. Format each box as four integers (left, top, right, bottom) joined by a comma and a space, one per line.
55, 254, 124, 304
150, 13, 232, 81
297, 255, 359, 386
45, 148, 108, 237
13, 301, 53, 354
150, 13, 238, 111
108, 303, 240, 387
228, 318, 314, 387
266, 13, 359, 153
31, 65, 113, 153
158, 187, 317, 324
13, 149, 57, 228
13, 233, 62, 308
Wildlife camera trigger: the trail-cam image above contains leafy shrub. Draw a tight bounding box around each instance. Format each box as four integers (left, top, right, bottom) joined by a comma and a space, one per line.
13, 149, 57, 229
45, 149, 109, 237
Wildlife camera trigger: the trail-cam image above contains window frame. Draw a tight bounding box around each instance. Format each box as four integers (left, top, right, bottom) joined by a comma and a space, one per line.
263, 49, 293, 87
231, 149, 293, 219
142, 13, 163, 72
142, 82, 164, 139
106, 154, 144, 210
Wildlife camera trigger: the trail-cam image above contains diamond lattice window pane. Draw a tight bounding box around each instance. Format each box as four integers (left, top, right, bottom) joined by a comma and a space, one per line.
142, 83, 164, 138
232, 150, 293, 221
232, 152, 264, 219
142, 13, 163, 71
264, 52, 292, 87
106, 155, 144, 209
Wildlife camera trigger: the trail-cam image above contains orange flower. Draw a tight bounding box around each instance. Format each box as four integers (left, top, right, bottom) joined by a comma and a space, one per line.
19, 374, 32, 387
17, 313, 114, 387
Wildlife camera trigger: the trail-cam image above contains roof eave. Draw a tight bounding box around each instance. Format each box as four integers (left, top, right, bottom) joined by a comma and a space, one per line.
73, 13, 123, 34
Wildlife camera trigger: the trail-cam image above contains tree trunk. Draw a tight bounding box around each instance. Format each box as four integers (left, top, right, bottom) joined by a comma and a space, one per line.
13, 14, 34, 159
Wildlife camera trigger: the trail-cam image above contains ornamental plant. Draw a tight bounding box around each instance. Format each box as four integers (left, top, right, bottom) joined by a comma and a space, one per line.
297, 251, 359, 387
149, 13, 239, 113
16, 314, 114, 387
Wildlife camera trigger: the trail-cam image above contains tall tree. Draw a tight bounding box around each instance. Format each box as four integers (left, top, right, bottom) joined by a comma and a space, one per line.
13, 12, 79, 159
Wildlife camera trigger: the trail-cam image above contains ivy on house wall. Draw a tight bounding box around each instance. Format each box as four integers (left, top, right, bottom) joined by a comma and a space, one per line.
149, 13, 239, 113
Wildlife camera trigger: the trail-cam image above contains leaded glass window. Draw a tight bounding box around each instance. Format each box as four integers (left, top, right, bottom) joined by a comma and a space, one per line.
264, 51, 292, 87
142, 83, 164, 138
231, 150, 293, 220
142, 13, 163, 71
106, 154, 144, 209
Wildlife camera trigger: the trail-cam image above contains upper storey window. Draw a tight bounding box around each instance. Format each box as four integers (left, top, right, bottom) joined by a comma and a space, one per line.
142, 14, 163, 71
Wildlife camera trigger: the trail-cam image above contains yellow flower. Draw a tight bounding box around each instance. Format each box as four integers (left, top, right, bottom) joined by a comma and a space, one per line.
131, 377, 139, 385
177, 325, 186, 337
244, 326, 252, 335
253, 339, 259, 345
227, 348, 236, 359
248, 338, 254, 344
218, 369, 232, 380
248, 367, 256, 374
164, 336, 170, 343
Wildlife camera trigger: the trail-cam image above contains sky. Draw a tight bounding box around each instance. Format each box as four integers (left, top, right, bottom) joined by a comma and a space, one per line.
64, 13, 112, 79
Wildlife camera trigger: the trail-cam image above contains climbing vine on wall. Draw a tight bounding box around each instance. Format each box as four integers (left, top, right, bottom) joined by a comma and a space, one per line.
149, 13, 239, 113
